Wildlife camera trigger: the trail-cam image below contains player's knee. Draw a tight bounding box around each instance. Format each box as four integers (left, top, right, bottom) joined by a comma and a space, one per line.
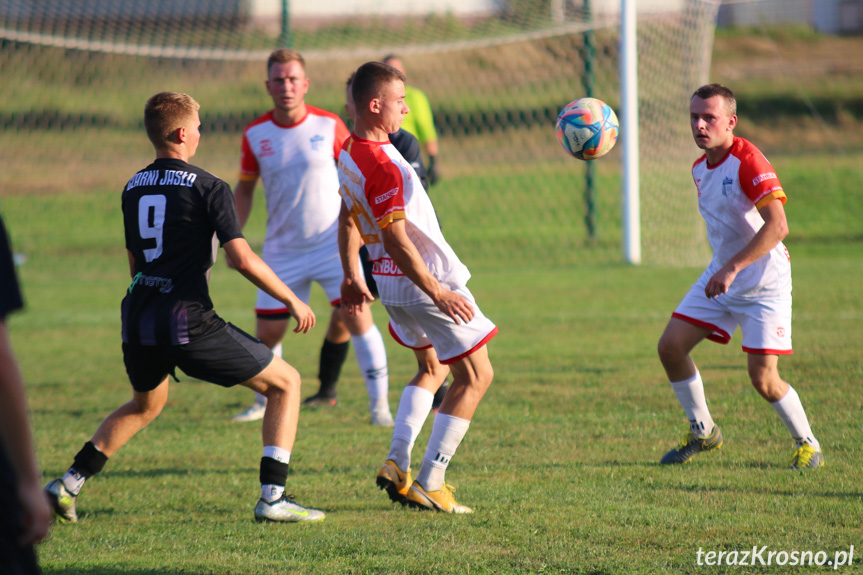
748, 365, 785, 401
132, 395, 165, 421
262, 359, 301, 398
657, 334, 683, 366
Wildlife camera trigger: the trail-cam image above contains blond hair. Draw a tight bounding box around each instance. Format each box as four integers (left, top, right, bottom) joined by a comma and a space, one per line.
144, 92, 200, 149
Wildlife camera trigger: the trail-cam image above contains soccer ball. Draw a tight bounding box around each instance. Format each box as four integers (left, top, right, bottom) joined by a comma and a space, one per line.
555, 97, 619, 160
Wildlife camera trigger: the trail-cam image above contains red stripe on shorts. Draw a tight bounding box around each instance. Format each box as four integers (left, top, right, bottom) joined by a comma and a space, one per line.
440, 326, 499, 365
671, 312, 731, 344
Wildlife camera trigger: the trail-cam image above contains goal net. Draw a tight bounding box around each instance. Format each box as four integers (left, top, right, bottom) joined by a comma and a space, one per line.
0, 0, 718, 267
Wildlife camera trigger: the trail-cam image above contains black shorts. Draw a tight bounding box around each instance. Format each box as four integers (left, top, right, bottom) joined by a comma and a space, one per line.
122, 323, 273, 392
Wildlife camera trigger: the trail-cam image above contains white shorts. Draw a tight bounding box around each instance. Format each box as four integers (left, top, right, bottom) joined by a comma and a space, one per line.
385, 286, 498, 364
673, 281, 792, 355
256, 243, 343, 317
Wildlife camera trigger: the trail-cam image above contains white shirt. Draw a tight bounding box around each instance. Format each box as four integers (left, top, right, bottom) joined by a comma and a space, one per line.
692, 137, 791, 298
240, 107, 349, 257
337, 134, 470, 306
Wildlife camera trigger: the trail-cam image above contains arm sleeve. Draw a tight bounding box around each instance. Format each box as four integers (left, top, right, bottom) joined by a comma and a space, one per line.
365, 162, 406, 229
238, 131, 259, 181
207, 180, 245, 246
738, 151, 786, 209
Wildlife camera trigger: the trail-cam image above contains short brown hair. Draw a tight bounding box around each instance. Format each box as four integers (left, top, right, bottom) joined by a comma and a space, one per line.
351, 61, 406, 113
144, 92, 200, 149
692, 83, 737, 116
267, 48, 305, 76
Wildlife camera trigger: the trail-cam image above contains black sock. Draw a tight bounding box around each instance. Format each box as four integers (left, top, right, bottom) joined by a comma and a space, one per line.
260, 457, 289, 487
317, 339, 349, 397
72, 441, 109, 478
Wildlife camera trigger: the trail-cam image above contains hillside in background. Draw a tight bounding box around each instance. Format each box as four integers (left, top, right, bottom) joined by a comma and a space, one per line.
711, 27, 863, 154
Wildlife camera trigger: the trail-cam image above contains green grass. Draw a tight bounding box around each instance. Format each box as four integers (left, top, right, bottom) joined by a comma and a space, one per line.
2, 24, 863, 574
3, 142, 861, 574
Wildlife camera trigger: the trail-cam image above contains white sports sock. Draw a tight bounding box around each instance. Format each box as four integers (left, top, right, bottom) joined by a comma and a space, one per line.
62, 468, 87, 496
254, 343, 282, 406
415, 413, 471, 492
262, 445, 291, 463
261, 445, 290, 502
670, 371, 715, 437
262, 484, 285, 502
771, 386, 820, 449
387, 386, 434, 472
351, 326, 389, 411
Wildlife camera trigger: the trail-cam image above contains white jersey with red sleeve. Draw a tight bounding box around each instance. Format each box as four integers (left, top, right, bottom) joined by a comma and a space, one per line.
239, 106, 350, 257
337, 134, 470, 307
692, 137, 791, 298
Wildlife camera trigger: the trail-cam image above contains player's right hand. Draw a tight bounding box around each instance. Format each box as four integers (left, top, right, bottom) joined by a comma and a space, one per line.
17, 482, 52, 546
287, 300, 316, 334
341, 277, 374, 315
434, 289, 474, 325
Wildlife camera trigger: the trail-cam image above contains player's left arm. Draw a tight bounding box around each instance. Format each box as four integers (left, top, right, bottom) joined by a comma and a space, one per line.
705, 199, 789, 298
380, 219, 474, 324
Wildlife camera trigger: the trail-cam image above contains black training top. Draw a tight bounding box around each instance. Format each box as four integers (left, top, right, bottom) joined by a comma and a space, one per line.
121, 158, 243, 346
389, 129, 428, 192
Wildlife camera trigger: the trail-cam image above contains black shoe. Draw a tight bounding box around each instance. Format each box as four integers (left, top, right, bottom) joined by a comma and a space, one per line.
303, 392, 337, 407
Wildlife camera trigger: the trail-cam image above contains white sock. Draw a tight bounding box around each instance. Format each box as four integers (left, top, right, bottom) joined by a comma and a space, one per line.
261, 445, 290, 502
62, 468, 87, 496
351, 326, 389, 411
670, 371, 715, 436
771, 386, 820, 449
254, 343, 282, 406
415, 413, 471, 492
387, 386, 434, 472
262, 445, 291, 463
262, 484, 285, 502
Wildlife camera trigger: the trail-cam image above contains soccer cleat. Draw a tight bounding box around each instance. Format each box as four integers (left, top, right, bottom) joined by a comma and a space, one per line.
406, 481, 473, 514
231, 400, 267, 423
254, 494, 325, 523
45, 479, 78, 523
302, 393, 337, 408
370, 406, 394, 427
376, 460, 412, 504
660, 425, 724, 464
789, 444, 824, 470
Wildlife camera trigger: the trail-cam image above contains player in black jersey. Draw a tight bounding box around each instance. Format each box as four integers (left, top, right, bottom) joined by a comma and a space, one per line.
45, 92, 325, 524
0, 215, 51, 574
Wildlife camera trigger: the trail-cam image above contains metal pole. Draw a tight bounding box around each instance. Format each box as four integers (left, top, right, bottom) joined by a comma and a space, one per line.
583, 0, 597, 240
621, 0, 641, 264
279, 0, 292, 48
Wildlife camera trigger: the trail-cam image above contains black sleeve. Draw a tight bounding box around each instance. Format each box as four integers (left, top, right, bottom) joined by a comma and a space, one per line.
207, 179, 244, 246
389, 130, 429, 192
0, 215, 24, 319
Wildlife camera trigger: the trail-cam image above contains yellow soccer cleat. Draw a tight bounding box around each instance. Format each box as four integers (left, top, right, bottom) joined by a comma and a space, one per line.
789, 444, 824, 470
376, 460, 412, 504
406, 481, 473, 514
660, 425, 724, 465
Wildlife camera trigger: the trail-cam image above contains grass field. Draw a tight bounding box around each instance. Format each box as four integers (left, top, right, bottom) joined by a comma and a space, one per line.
3, 142, 861, 573
2, 24, 863, 575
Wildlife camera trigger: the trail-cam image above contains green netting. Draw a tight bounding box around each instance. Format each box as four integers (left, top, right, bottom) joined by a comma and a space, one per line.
0, 0, 718, 267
